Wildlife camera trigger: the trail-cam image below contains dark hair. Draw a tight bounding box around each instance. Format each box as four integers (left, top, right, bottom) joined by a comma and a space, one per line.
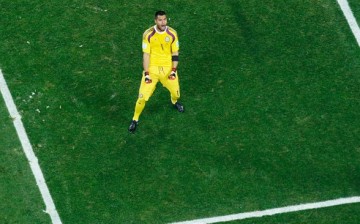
155, 10, 166, 18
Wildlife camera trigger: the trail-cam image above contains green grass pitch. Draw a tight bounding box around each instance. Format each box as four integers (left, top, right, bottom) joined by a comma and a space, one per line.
1, 0, 360, 223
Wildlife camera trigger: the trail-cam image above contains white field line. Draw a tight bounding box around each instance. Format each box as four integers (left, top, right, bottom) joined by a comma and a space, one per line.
171, 196, 360, 224
337, 0, 360, 47
0, 69, 62, 224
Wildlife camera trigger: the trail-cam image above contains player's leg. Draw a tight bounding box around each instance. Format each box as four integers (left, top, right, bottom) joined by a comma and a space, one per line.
129, 72, 158, 133
132, 75, 158, 120
160, 67, 184, 112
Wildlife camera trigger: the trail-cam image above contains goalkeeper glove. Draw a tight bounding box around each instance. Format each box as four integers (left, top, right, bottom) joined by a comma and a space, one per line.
169, 68, 176, 80
144, 71, 152, 83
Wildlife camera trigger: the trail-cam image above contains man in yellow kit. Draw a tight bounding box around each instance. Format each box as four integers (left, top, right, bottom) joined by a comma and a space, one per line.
128, 10, 184, 133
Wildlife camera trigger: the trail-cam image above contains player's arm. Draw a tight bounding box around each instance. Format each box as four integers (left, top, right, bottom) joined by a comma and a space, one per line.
143, 52, 152, 83
169, 29, 179, 79
142, 29, 152, 83
143, 52, 150, 72
172, 51, 179, 69
169, 52, 179, 80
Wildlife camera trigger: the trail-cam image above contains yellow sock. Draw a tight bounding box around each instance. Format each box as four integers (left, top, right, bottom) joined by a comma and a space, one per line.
132, 98, 146, 121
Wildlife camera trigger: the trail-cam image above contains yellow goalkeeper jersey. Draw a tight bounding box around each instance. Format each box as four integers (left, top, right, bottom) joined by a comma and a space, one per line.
142, 26, 179, 67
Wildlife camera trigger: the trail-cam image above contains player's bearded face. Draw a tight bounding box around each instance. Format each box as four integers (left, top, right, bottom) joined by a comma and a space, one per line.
155, 15, 167, 31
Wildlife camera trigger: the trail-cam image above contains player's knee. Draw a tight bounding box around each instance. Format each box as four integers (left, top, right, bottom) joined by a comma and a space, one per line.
138, 92, 151, 102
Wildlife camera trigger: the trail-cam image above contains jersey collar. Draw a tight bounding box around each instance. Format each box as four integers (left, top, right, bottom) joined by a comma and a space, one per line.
154, 25, 168, 34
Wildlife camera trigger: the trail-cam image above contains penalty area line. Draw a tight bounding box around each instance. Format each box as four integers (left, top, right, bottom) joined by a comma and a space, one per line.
0, 69, 62, 224
337, 0, 360, 47
170, 196, 360, 224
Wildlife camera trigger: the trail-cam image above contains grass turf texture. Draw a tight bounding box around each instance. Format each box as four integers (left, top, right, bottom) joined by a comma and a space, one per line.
1, 0, 360, 223
222, 203, 360, 224
0, 98, 50, 223
348, 0, 360, 26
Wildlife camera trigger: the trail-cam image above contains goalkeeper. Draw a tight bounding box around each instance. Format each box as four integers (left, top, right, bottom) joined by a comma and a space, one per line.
128, 10, 184, 133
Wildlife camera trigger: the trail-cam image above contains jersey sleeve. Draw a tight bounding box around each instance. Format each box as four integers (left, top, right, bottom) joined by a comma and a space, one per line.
171, 32, 179, 53
142, 32, 151, 54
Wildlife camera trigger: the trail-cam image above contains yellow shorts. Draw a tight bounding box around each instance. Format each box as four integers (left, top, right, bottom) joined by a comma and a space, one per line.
138, 66, 180, 101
